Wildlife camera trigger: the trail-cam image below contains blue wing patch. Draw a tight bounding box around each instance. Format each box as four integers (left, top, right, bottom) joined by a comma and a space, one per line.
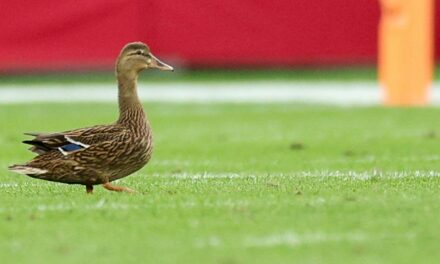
61, 143, 83, 152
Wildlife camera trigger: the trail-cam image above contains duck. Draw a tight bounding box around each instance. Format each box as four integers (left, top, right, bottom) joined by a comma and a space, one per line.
8, 42, 174, 194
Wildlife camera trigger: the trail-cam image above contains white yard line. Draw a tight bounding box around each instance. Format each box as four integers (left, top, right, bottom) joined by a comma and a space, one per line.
0, 81, 377, 105
152, 170, 440, 180
195, 231, 416, 248
1, 81, 440, 105
2, 170, 440, 190
242, 231, 416, 248
2, 81, 439, 105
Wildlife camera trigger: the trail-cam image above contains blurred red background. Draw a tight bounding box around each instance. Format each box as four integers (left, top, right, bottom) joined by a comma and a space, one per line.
0, 0, 438, 71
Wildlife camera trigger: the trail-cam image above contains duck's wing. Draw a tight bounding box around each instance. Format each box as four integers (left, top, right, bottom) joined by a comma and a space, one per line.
11, 125, 131, 184
23, 125, 128, 155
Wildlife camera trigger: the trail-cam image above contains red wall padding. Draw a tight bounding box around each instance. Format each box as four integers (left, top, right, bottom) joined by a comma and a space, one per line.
0, 0, 438, 71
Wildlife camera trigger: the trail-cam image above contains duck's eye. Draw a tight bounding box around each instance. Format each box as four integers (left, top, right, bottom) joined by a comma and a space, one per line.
136, 50, 143, 55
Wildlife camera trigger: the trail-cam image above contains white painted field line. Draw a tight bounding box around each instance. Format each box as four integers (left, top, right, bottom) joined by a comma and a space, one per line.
2, 170, 439, 191
243, 231, 416, 248
2, 81, 440, 105
195, 231, 416, 248
0, 81, 381, 105
155, 170, 440, 180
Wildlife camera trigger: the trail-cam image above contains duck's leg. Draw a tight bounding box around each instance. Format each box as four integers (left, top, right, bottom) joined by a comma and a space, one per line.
102, 182, 136, 193
86, 185, 94, 194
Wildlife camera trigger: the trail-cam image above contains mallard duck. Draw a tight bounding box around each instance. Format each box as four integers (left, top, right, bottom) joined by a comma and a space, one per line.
8, 42, 173, 194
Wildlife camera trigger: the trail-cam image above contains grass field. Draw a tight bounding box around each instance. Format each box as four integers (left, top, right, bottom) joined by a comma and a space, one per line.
0, 66, 438, 84
0, 67, 381, 84
2, 101, 440, 263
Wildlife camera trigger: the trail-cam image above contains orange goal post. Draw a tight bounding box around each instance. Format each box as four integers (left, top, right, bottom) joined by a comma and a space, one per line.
379, 0, 435, 106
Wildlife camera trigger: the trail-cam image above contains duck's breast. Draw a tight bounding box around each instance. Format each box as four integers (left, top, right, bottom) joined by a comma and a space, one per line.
108, 134, 153, 181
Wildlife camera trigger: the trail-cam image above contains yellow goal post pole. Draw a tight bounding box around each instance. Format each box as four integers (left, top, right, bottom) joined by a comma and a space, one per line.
379, 0, 434, 106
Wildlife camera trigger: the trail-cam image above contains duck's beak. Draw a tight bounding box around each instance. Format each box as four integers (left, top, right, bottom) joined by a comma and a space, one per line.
149, 53, 174, 71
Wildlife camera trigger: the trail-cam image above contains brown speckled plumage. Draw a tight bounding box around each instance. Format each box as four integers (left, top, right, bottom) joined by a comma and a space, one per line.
9, 42, 173, 193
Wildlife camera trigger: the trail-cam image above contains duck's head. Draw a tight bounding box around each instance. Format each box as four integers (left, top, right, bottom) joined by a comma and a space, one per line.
116, 42, 174, 75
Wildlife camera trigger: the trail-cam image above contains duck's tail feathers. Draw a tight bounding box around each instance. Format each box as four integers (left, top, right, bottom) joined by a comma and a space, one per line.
8, 165, 47, 175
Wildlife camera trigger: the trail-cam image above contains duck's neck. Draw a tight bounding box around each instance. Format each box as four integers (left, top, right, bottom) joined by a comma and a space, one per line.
116, 72, 148, 131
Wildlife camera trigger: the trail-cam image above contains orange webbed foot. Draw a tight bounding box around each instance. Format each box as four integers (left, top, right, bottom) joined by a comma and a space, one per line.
102, 183, 136, 193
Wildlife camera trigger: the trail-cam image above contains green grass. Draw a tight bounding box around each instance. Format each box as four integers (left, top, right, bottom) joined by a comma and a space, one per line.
0, 67, 380, 84
1, 66, 438, 85
2, 103, 440, 263
2, 66, 439, 86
